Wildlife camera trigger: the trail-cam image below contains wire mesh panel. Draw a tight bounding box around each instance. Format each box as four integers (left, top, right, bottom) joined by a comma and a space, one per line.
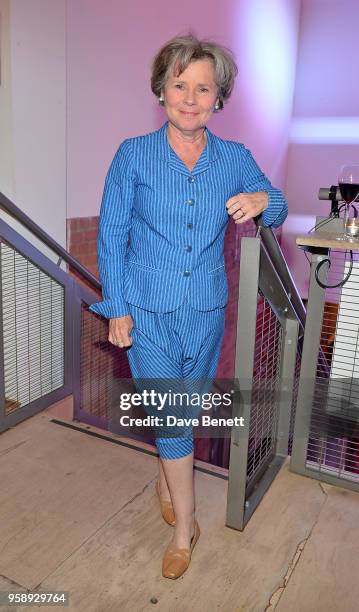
305, 249, 359, 483
0, 240, 65, 415
78, 304, 132, 426
246, 295, 283, 492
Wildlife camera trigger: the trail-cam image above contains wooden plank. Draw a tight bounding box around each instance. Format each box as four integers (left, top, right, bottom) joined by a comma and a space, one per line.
276, 486, 359, 612
0, 411, 158, 590
34, 460, 325, 612
60, 417, 229, 478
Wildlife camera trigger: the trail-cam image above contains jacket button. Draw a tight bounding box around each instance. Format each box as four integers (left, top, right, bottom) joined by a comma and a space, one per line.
183, 270, 191, 277
185, 245, 192, 252
186, 199, 194, 205
187, 223, 193, 229
188, 177, 195, 183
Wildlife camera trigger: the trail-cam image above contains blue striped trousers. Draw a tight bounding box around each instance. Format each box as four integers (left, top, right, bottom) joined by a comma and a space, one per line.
126, 296, 225, 459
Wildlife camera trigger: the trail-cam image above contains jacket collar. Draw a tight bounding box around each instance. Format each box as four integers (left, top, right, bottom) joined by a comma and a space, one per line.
157, 120, 219, 176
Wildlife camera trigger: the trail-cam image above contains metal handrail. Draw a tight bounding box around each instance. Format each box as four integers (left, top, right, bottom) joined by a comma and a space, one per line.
257, 224, 306, 330
0, 191, 101, 291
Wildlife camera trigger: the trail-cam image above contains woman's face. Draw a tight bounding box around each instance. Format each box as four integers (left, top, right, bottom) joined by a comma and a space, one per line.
162, 59, 219, 134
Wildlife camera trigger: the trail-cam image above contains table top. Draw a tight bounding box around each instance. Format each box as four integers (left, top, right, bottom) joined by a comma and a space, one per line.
296, 231, 359, 252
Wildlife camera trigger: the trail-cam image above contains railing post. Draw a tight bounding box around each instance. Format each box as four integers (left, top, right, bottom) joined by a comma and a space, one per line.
290, 250, 329, 474
226, 237, 261, 530
70, 277, 82, 423
276, 317, 300, 457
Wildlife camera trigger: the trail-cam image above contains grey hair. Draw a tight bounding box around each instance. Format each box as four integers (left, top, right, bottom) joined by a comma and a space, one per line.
150, 34, 238, 111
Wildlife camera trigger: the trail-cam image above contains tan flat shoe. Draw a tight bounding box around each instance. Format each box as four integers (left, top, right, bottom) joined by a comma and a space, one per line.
162, 520, 200, 579
155, 480, 175, 526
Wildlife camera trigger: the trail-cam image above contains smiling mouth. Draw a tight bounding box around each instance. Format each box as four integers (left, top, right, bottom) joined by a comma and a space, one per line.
180, 111, 198, 116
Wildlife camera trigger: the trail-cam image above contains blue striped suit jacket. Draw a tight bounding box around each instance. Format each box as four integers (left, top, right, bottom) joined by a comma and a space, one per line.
89, 121, 288, 319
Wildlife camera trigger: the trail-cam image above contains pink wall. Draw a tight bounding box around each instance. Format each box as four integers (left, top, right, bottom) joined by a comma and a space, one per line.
282, 0, 359, 298
293, 0, 359, 118
67, 0, 301, 218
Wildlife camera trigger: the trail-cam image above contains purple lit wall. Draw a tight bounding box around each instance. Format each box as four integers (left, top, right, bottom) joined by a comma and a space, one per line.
66, 0, 300, 218
282, 0, 359, 298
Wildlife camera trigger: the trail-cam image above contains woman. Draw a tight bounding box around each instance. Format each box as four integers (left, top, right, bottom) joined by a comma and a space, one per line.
89, 34, 288, 579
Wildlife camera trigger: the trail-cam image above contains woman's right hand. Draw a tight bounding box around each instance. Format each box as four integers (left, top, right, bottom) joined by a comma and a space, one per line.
108, 314, 134, 348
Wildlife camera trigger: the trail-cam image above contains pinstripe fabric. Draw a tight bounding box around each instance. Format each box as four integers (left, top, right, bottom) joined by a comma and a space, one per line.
89, 121, 288, 319
126, 296, 226, 459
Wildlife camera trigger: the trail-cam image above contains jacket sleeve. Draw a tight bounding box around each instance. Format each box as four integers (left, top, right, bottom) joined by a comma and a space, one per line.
240, 145, 288, 229
88, 138, 135, 319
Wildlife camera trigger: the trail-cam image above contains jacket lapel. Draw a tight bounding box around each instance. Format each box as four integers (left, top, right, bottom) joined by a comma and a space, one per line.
157, 120, 219, 177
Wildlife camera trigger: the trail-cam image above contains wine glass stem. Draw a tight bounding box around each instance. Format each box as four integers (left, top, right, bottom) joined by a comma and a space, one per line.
344, 202, 349, 233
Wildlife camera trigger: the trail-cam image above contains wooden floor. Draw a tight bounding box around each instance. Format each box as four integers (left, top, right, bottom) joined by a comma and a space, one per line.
0, 396, 358, 612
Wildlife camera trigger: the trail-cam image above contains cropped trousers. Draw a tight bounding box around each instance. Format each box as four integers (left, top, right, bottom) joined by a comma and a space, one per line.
126, 296, 225, 459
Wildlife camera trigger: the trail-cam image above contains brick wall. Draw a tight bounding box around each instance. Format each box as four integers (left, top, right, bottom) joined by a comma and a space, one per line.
66, 216, 99, 291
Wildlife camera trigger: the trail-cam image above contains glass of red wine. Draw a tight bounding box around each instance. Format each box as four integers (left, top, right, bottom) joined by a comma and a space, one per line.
337, 164, 359, 241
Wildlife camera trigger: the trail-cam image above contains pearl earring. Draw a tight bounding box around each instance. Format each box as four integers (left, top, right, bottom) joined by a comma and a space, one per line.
159, 95, 164, 103
214, 102, 220, 110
